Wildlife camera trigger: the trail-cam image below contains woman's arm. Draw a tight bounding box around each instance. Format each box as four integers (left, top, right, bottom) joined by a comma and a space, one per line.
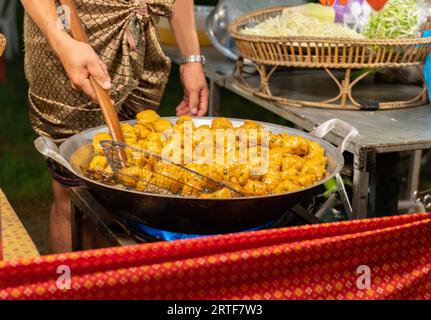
169, 0, 209, 116
21, 0, 111, 102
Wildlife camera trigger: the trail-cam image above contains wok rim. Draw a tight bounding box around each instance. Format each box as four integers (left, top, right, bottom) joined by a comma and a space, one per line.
61, 117, 344, 201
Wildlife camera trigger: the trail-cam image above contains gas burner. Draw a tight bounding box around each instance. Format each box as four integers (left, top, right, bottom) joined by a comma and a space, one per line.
124, 213, 291, 243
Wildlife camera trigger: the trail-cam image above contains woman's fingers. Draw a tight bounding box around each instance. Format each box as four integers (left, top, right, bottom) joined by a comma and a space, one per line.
98, 58, 109, 74
187, 88, 200, 115
176, 100, 187, 111
176, 100, 192, 116
197, 87, 209, 116
79, 78, 98, 103
70, 82, 79, 92
87, 56, 112, 90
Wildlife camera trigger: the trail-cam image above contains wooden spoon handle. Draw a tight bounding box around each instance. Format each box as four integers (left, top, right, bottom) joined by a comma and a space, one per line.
59, 0, 126, 147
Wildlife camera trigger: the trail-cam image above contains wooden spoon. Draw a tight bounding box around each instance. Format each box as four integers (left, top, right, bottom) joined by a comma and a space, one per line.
59, 0, 127, 163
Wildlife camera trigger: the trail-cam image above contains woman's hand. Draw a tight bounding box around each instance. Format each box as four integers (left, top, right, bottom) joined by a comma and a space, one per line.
53, 34, 112, 103
176, 62, 209, 117
20, 0, 111, 104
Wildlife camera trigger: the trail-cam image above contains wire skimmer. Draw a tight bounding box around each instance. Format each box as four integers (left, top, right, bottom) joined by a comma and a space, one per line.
101, 140, 245, 198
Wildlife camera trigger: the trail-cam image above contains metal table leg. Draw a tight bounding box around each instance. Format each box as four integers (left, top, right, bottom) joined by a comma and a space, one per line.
208, 79, 221, 116
71, 188, 136, 249
352, 149, 375, 219
406, 150, 423, 200
398, 150, 425, 213
71, 198, 84, 251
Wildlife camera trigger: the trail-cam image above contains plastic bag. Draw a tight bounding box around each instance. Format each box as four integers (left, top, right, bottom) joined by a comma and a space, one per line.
324, 0, 431, 38
333, 0, 373, 32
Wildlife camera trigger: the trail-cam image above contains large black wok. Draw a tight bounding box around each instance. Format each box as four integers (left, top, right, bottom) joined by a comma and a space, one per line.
35, 117, 357, 234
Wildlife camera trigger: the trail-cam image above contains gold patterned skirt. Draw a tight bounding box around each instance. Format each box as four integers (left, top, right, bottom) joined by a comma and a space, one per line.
24, 0, 174, 141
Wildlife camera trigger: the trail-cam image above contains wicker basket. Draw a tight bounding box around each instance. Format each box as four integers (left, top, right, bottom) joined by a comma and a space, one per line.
0, 33, 6, 57
229, 7, 431, 110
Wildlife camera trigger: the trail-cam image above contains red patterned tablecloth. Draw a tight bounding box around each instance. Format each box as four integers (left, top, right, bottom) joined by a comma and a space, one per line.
0, 213, 430, 300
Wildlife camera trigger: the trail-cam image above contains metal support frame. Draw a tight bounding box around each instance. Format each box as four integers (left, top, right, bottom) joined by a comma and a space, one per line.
352, 150, 375, 219
71, 188, 136, 251
406, 150, 423, 200
208, 79, 221, 116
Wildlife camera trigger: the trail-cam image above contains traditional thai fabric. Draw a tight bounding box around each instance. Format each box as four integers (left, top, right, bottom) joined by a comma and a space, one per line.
24, 0, 174, 140
0, 213, 430, 299
0, 190, 40, 261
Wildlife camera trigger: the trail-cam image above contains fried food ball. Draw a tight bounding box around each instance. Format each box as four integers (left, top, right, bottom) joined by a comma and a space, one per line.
89, 155, 108, 171
269, 147, 284, 166
174, 121, 195, 137
182, 178, 208, 196
210, 164, 230, 181
269, 133, 283, 149
182, 164, 225, 196
134, 124, 151, 139
174, 116, 196, 135
280, 168, 299, 180
253, 128, 270, 147
137, 110, 160, 126
248, 156, 269, 176
200, 188, 233, 199
117, 166, 151, 188
226, 177, 244, 194
153, 119, 173, 133
282, 155, 306, 171
282, 135, 309, 156
176, 115, 193, 125
237, 126, 268, 147
240, 120, 262, 130
243, 180, 268, 196
142, 140, 163, 155
198, 124, 211, 130
192, 127, 213, 150
204, 164, 224, 182
121, 123, 138, 145
102, 165, 114, 180
135, 180, 149, 192
92, 132, 113, 155
152, 162, 182, 194
231, 164, 251, 186
275, 180, 301, 194
212, 117, 234, 130
135, 180, 167, 194
308, 141, 325, 159
296, 174, 316, 187
301, 159, 326, 180
145, 132, 163, 142
262, 170, 281, 190
247, 145, 261, 158
126, 146, 147, 167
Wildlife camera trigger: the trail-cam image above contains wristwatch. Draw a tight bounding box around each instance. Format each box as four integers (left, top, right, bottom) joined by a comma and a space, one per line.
180, 55, 207, 65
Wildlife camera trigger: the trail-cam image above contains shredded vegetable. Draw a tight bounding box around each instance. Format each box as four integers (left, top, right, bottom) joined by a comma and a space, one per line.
241, 8, 363, 39
363, 0, 419, 39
